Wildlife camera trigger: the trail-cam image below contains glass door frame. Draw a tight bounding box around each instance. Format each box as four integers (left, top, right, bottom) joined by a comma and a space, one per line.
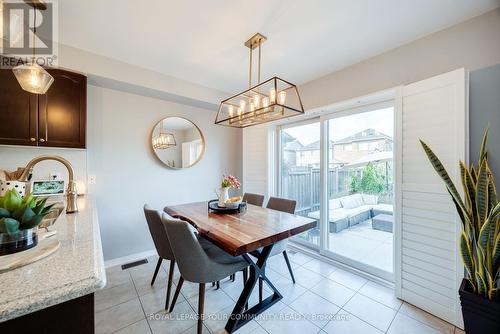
277, 100, 395, 281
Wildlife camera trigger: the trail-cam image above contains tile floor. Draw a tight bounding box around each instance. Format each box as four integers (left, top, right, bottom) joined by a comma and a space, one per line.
95, 250, 461, 334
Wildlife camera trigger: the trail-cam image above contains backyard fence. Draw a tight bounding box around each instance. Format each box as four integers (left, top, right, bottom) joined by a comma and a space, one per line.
282, 166, 393, 216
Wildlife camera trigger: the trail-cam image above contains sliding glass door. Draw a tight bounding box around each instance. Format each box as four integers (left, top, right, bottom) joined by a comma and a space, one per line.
278, 105, 394, 278
279, 119, 321, 247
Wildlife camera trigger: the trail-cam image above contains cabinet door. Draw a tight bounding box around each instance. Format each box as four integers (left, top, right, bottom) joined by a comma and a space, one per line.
38, 69, 86, 148
0, 69, 38, 146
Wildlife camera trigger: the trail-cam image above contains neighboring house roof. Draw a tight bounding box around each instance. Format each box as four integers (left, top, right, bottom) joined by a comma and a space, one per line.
335, 128, 392, 144
284, 139, 304, 151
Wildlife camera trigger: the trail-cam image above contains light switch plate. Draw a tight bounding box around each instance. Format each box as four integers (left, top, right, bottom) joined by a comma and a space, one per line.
88, 175, 96, 185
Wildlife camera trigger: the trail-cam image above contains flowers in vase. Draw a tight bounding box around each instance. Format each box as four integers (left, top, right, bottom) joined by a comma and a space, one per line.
221, 175, 241, 189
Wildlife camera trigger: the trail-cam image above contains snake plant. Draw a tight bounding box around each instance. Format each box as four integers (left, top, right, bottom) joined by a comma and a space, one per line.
420, 129, 500, 300
0, 189, 55, 236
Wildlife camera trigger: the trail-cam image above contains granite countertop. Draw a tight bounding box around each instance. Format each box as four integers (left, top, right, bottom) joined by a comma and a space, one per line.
0, 196, 106, 322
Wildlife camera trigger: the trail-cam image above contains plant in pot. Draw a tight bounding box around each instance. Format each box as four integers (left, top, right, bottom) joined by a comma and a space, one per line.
420, 129, 500, 334
0, 189, 55, 256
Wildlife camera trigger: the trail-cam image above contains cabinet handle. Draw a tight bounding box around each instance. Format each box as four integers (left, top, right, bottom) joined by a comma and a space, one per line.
39, 138, 46, 143
30, 137, 36, 142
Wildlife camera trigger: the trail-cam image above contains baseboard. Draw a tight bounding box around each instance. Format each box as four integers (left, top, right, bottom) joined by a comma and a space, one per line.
104, 249, 158, 268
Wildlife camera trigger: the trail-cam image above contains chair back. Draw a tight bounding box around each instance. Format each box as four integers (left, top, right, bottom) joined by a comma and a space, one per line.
161, 213, 213, 282
242, 193, 265, 207
266, 197, 296, 214
143, 205, 175, 260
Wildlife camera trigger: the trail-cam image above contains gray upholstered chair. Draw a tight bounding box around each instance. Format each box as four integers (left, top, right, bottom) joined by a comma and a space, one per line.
243, 192, 265, 207
143, 205, 177, 310
162, 214, 248, 334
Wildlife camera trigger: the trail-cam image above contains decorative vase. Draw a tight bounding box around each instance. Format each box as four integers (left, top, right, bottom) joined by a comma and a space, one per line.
215, 187, 230, 207
459, 279, 500, 334
0, 180, 28, 196
0, 228, 38, 256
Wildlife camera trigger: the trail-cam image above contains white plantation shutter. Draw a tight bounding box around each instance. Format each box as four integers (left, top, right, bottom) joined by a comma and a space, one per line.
395, 68, 467, 327
242, 124, 273, 199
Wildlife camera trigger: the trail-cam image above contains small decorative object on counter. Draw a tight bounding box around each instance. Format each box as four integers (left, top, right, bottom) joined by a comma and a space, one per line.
0, 180, 27, 196
208, 199, 247, 214
215, 175, 241, 207
0, 189, 55, 255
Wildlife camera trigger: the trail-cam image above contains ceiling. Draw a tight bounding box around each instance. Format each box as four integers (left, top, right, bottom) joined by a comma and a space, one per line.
58, 0, 500, 93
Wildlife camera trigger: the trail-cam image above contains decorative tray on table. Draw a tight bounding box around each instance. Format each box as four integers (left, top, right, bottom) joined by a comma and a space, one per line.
208, 199, 247, 214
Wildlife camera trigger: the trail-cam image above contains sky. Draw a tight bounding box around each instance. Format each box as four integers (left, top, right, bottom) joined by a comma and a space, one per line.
283, 107, 394, 145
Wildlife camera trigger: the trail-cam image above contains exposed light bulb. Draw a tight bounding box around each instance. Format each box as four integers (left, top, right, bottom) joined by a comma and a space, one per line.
253, 94, 260, 108
250, 102, 255, 112
239, 100, 246, 111
278, 91, 286, 104
269, 88, 276, 103
262, 97, 269, 108
228, 105, 234, 117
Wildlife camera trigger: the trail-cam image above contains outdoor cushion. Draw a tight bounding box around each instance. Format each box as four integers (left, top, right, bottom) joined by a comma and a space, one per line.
362, 194, 378, 205
371, 203, 393, 215
329, 198, 342, 209
342, 205, 372, 218
308, 209, 348, 222
340, 194, 364, 209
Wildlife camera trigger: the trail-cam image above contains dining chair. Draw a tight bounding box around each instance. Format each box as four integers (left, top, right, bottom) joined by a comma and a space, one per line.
253, 197, 297, 302
143, 205, 178, 310
162, 213, 248, 334
242, 192, 265, 207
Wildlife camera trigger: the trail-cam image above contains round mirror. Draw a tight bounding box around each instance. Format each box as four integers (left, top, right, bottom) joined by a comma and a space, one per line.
151, 117, 205, 169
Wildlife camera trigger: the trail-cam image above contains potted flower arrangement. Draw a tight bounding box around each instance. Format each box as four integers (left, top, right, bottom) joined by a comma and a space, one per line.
420, 129, 499, 334
216, 175, 241, 207
0, 189, 55, 255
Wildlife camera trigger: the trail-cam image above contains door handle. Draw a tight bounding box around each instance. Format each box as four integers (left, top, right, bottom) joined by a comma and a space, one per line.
30, 137, 36, 142
39, 138, 46, 143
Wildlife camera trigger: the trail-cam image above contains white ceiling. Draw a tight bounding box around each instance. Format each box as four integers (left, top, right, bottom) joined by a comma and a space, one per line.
59, 0, 499, 93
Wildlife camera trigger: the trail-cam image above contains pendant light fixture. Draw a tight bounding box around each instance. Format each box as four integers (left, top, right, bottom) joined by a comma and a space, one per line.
12, 1, 54, 94
215, 33, 304, 128
152, 120, 176, 149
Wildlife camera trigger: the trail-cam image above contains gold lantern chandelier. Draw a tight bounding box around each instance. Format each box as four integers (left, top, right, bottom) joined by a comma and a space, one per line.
12, 1, 54, 94
152, 120, 176, 149
215, 33, 304, 128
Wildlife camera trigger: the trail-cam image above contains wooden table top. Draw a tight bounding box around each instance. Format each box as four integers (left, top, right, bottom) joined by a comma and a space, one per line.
164, 201, 317, 256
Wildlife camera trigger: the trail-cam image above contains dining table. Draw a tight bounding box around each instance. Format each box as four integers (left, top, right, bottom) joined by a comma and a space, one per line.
164, 201, 317, 334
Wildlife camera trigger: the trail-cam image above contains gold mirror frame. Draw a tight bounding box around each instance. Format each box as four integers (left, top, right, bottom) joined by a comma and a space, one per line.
151, 117, 206, 169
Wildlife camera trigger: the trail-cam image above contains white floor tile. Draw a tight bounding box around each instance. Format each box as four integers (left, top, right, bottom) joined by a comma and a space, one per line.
147, 300, 198, 334
328, 268, 367, 291
140, 286, 186, 316
114, 319, 152, 334
343, 293, 397, 331
187, 287, 234, 316
95, 298, 145, 334
322, 311, 383, 334
258, 306, 321, 334
309, 279, 356, 307
388, 313, 443, 334
288, 291, 340, 328
95, 280, 138, 312
293, 266, 325, 288
357, 280, 402, 310
399, 302, 455, 334
302, 258, 337, 277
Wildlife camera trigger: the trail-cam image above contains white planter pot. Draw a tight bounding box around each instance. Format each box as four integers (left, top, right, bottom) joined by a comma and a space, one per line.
0, 180, 28, 196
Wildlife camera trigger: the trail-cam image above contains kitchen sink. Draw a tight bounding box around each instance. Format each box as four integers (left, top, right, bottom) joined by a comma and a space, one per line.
39, 203, 65, 229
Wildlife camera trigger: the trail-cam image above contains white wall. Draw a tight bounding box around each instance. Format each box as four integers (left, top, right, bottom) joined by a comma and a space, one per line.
86, 86, 241, 260
300, 8, 500, 110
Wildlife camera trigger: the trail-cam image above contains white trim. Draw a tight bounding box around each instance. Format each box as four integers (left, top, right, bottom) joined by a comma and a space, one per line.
394, 85, 403, 298
104, 249, 158, 268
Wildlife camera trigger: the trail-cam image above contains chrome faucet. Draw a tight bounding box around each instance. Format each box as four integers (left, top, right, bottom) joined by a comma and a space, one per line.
16, 155, 78, 213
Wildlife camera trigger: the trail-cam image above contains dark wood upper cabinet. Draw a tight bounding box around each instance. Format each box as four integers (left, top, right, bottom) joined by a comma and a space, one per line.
0, 67, 86, 148
0, 69, 38, 146
38, 69, 87, 148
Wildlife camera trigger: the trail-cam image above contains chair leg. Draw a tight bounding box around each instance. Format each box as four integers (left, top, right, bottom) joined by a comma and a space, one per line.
282, 251, 296, 283
169, 276, 184, 312
231, 274, 235, 282
151, 258, 163, 286
211, 282, 215, 287
198, 283, 205, 334
165, 260, 175, 310
216, 281, 220, 290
